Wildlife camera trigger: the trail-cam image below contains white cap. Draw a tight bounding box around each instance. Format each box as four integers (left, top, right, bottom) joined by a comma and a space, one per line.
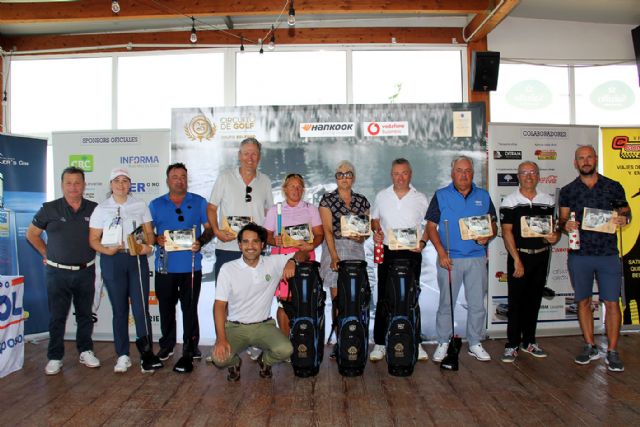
109, 167, 131, 181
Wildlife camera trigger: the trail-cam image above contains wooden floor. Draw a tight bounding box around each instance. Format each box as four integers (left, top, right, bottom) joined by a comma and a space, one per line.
3, 334, 640, 426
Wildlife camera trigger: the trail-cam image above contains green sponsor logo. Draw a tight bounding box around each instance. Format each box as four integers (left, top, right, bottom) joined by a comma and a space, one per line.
590, 80, 635, 110
69, 154, 93, 172
506, 80, 552, 109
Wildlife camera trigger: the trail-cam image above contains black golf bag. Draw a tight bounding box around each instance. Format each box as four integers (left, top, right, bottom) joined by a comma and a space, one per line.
289, 261, 326, 377
385, 259, 420, 377
335, 260, 371, 377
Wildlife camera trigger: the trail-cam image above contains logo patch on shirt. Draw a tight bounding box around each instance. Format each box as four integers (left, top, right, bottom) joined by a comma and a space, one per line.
60, 217, 67, 222
474, 200, 483, 207
265, 274, 271, 282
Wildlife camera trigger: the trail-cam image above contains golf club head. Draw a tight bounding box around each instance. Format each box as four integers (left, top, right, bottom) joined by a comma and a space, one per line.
440, 336, 462, 371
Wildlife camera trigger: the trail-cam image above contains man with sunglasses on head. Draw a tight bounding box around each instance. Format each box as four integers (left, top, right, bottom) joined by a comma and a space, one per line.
149, 163, 213, 372
207, 137, 273, 281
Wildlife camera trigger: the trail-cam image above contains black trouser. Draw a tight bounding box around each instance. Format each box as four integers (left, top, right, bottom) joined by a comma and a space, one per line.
155, 270, 202, 354
506, 250, 550, 348
373, 247, 422, 345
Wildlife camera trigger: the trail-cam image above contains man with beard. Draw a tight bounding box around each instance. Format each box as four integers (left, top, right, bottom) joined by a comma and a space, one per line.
559, 145, 631, 372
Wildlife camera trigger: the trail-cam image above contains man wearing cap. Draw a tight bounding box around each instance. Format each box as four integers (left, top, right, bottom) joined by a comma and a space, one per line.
149, 162, 214, 372
207, 137, 273, 281
27, 166, 101, 375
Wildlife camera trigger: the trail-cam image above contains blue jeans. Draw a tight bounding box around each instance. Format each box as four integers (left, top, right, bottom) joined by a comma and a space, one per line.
436, 257, 488, 346
46, 265, 96, 360
100, 253, 152, 356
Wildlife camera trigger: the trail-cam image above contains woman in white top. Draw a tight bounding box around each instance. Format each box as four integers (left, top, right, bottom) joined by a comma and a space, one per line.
89, 167, 162, 373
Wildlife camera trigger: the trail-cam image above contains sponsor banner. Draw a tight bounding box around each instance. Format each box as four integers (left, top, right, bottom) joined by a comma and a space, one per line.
602, 128, 640, 325
0, 134, 47, 335
299, 122, 356, 138
488, 123, 599, 336
52, 130, 170, 341
362, 121, 409, 137
0, 276, 25, 378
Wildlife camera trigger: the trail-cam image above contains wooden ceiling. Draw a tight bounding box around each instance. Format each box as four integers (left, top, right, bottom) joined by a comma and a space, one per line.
0, 0, 521, 54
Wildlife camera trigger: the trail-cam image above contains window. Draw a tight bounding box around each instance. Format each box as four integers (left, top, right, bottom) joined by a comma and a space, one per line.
352, 50, 463, 103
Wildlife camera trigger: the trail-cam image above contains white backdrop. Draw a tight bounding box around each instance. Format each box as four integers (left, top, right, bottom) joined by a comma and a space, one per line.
52, 129, 170, 341
487, 123, 600, 336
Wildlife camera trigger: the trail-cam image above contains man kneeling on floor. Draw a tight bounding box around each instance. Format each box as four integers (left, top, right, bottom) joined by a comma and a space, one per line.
211, 223, 308, 381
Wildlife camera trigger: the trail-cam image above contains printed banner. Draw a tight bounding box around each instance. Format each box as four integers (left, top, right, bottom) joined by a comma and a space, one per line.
0, 134, 47, 335
52, 130, 170, 341
487, 123, 600, 335
0, 276, 25, 378
601, 127, 640, 325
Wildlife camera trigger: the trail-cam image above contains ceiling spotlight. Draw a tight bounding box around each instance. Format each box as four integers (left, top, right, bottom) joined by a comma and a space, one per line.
240, 37, 245, 53
190, 17, 197, 44
259, 38, 264, 54
111, 0, 120, 14
288, 1, 296, 26
268, 26, 276, 50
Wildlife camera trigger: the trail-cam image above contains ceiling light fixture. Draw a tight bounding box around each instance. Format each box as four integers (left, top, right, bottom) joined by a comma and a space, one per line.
240, 36, 245, 53
288, 0, 296, 26
268, 26, 276, 50
111, 0, 120, 14
190, 17, 197, 43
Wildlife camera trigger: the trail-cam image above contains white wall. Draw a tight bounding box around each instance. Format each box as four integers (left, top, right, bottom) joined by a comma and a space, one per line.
488, 17, 637, 62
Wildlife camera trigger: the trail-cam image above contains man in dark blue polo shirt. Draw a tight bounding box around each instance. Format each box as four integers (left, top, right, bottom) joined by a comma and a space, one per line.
559, 145, 631, 372
149, 163, 213, 373
27, 166, 100, 375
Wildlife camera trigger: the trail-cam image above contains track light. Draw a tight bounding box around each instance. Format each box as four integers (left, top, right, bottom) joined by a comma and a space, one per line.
240, 37, 245, 53
268, 26, 275, 50
259, 38, 264, 54
190, 17, 197, 43
111, 0, 120, 14
288, 1, 296, 26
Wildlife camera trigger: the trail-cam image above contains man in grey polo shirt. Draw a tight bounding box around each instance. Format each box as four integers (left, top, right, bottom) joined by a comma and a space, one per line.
27, 166, 100, 375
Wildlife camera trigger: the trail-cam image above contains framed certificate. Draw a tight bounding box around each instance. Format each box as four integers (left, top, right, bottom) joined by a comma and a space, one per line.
127, 224, 148, 255
221, 216, 252, 236
282, 223, 313, 247
164, 228, 196, 252
459, 214, 492, 240
340, 214, 371, 237
388, 227, 419, 250
520, 215, 554, 238
582, 207, 617, 234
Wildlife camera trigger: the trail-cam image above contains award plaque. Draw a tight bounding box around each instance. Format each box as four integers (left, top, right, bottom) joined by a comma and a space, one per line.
127, 225, 148, 255
521, 215, 554, 238
282, 223, 313, 247
101, 215, 123, 247
164, 228, 196, 252
340, 214, 371, 237
221, 216, 252, 236
459, 214, 492, 240
388, 227, 419, 250
581, 207, 617, 234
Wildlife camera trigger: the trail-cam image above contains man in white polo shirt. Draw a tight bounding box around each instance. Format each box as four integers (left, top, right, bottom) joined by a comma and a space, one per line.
370, 158, 429, 362
211, 223, 308, 381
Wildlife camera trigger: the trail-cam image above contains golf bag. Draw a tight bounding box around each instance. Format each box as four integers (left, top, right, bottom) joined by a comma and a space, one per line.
385, 259, 420, 377
289, 261, 326, 377
335, 260, 371, 377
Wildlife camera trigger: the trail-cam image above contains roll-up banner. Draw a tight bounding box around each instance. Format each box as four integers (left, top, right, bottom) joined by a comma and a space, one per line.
601, 127, 640, 326
52, 130, 170, 341
0, 134, 47, 335
487, 123, 600, 336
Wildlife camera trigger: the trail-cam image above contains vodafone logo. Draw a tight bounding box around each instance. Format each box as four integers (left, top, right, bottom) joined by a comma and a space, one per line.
367, 122, 381, 136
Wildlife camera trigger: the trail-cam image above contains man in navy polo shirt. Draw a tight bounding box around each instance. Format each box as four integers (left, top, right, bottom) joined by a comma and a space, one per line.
425, 155, 497, 363
559, 145, 631, 372
150, 162, 213, 373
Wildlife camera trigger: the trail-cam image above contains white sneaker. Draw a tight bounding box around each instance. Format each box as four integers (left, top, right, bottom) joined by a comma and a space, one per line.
417, 344, 429, 361
247, 346, 261, 361
45, 360, 63, 375
468, 343, 491, 361
79, 350, 101, 368
369, 344, 386, 361
114, 355, 132, 373
433, 343, 449, 362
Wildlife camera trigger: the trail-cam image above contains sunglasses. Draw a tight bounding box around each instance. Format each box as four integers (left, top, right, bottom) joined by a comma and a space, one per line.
175, 208, 184, 222
335, 171, 354, 180
245, 185, 253, 203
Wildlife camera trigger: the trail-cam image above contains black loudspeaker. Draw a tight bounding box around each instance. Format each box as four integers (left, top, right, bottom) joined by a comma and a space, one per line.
471, 51, 500, 92
632, 25, 640, 86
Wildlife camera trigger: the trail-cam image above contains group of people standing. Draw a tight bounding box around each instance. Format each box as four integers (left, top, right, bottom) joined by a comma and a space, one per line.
27, 138, 631, 379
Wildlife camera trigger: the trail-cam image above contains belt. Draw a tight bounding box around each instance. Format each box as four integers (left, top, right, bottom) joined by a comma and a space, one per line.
117, 249, 130, 254
46, 259, 96, 271
517, 247, 549, 255
228, 317, 272, 325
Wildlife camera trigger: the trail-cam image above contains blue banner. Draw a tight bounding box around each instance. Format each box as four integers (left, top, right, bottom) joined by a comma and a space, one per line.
0, 134, 47, 334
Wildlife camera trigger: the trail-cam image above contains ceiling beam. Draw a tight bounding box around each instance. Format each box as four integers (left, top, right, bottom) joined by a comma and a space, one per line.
463, 0, 519, 42
2, 27, 465, 54
0, 0, 490, 23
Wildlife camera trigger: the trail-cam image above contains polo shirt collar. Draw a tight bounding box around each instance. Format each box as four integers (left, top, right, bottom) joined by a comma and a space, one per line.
448, 182, 477, 198
239, 255, 264, 270
162, 191, 193, 205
